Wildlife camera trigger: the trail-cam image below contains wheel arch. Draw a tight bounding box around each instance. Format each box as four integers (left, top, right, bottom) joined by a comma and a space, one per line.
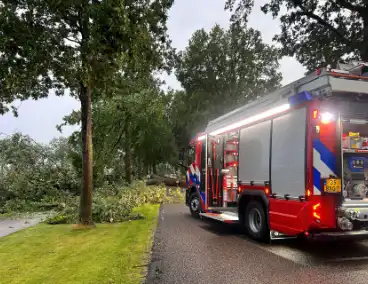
238, 190, 270, 227
189, 186, 197, 196
185, 186, 198, 206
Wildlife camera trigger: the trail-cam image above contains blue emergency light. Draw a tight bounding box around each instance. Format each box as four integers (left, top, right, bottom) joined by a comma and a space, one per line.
288, 91, 313, 106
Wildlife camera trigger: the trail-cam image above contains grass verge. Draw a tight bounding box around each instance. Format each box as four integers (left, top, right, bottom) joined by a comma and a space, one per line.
0, 204, 160, 284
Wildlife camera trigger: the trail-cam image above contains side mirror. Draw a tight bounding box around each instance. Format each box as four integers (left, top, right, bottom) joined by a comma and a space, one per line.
221, 169, 230, 175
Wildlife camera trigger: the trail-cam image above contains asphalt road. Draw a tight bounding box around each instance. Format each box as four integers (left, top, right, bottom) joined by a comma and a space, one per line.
146, 204, 368, 284
0, 217, 41, 238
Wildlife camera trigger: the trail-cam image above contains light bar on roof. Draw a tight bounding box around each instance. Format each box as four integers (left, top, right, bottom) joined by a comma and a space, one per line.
209, 103, 290, 136
197, 135, 206, 141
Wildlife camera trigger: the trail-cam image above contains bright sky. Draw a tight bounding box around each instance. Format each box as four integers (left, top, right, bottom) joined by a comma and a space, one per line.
0, 0, 306, 143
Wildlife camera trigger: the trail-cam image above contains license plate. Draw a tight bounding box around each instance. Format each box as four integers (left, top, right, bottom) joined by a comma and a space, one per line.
324, 178, 342, 193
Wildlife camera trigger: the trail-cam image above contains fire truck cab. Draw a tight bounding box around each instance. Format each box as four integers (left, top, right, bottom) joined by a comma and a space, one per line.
184, 62, 368, 242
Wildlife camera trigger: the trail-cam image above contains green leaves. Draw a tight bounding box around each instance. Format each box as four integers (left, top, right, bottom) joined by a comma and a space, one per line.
91, 83, 176, 183
0, 0, 174, 222
59, 76, 177, 185
171, 23, 281, 147
0, 0, 174, 111
0, 133, 80, 213
225, 0, 368, 70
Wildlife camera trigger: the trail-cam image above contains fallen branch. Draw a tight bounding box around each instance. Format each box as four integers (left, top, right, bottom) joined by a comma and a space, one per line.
145, 177, 186, 187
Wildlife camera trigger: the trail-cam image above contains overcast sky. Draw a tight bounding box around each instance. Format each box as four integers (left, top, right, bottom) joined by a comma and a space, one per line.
0, 0, 306, 143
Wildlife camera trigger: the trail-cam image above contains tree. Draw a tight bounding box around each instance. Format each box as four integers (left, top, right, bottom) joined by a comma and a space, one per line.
166, 89, 190, 150
225, 0, 368, 71
171, 23, 282, 146
130, 89, 177, 175
0, 0, 173, 224
92, 87, 177, 183
61, 75, 176, 185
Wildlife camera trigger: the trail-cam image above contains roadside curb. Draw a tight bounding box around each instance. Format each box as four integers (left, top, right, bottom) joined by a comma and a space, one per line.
143, 204, 165, 284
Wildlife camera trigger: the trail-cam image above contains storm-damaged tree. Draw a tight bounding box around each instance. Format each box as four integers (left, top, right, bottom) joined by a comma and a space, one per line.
225, 0, 368, 71
0, 0, 174, 225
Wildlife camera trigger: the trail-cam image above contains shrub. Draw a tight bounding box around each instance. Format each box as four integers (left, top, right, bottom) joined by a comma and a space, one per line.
45, 182, 179, 224
131, 182, 171, 205
168, 188, 185, 203
46, 213, 74, 225
92, 193, 136, 223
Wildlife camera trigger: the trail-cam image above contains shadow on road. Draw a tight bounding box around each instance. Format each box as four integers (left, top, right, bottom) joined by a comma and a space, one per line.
191, 213, 368, 267
279, 239, 368, 267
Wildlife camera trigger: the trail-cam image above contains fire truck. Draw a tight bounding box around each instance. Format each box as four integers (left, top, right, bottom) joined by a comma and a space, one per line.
183, 61, 368, 242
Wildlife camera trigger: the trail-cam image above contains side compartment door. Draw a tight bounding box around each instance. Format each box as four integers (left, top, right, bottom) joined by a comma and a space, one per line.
269, 107, 309, 236
199, 141, 206, 206
206, 135, 223, 207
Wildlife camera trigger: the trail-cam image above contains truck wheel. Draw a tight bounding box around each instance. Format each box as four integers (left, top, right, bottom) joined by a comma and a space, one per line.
245, 201, 269, 242
189, 193, 201, 218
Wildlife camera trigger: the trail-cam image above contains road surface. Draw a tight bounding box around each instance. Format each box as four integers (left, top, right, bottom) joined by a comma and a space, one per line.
0, 213, 47, 238
146, 204, 368, 284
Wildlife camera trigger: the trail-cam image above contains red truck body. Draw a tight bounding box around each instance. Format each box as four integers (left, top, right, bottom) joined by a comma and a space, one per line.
184, 62, 368, 241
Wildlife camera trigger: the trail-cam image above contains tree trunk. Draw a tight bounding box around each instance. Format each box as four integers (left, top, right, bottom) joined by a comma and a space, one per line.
144, 163, 149, 176
124, 119, 132, 184
138, 157, 144, 179
79, 83, 93, 225
153, 163, 157, 175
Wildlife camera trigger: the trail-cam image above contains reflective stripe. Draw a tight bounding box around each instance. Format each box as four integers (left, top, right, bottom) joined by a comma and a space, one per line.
313, 139, 337, 195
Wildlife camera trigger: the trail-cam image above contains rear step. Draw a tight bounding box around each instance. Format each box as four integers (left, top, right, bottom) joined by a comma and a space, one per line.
200, 212, 239, 223
270, 230, 296, 240
207, 207, 237, 212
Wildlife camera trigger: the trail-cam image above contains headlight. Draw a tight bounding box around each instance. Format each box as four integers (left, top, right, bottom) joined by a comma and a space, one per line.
320, 112, 335, 124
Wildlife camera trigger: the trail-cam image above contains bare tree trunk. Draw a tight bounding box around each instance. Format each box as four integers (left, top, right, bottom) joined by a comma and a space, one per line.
144, 164, 149, 176
79, 83, 93, 225
153, 163, 157, 175
138, 157, 144, 179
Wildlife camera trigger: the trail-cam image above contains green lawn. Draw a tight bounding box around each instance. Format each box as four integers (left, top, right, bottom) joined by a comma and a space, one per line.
0, 204, 160, 284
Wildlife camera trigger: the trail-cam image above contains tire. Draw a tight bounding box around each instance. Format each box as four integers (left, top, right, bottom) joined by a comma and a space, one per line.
189, 193, 201, 218
245, 200, 269, 242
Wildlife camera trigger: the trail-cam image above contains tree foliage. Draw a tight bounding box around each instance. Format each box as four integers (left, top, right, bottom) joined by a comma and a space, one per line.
225, 0, 368, 70
171, 23, 282, 147
0, 132, 182, 219
0, 0, 174, 110
92, 87, 177, 184
0, 0, 174, 224
62, 76, 177, 186
0, 132, 184, 225
0, 133, 79, 212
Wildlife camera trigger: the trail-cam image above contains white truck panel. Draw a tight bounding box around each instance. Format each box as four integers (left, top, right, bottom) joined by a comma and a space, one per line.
271, 107, 307, 197
238, 120, 271, 184
329, 76, 368, 94
206, 68, 368, 136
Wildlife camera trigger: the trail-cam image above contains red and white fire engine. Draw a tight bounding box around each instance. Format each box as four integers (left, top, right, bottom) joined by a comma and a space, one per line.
183, 61, 368, 242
